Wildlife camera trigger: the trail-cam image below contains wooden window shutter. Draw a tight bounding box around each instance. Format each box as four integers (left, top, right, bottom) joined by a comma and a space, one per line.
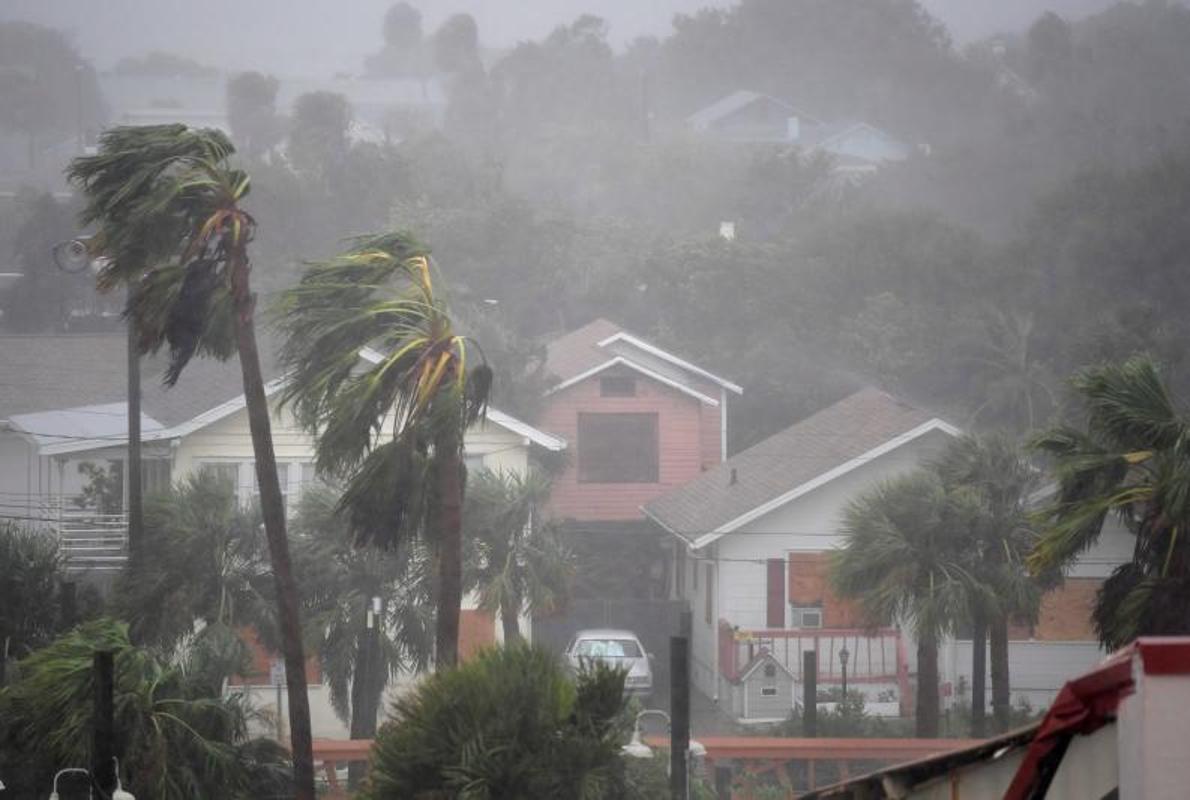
766, 558, 786, 628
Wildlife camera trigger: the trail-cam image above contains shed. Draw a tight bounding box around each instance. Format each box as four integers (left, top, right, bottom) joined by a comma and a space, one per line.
731, 650, 796, 722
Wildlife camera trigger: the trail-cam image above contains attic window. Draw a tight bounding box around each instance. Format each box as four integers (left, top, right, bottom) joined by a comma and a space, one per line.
600, 375, 636, 397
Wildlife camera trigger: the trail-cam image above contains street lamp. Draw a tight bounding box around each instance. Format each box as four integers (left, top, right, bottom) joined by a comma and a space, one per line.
839, 645, 850, 700
48, 757, 135, 800
621, 708, 707, 798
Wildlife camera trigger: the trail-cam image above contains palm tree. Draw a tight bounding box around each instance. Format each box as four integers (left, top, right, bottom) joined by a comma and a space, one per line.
464, 468, 573, 642
290, 485, 434, 774
1031, 355, 1190, 648
0, 619, 291, 799
359, 643, 628, 799
111, 470, 273, 659
831, 472, 979, 737
277, 232, 491, 668
932, 434, 1043, 735
0, 523, 65, 686
67, 124, 315, 798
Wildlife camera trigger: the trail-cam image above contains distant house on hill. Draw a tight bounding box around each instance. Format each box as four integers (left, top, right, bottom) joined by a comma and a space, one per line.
687, 90, 913, 172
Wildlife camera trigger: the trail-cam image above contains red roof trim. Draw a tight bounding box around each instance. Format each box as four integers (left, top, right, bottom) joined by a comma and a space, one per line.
1004, 638, 1190, 800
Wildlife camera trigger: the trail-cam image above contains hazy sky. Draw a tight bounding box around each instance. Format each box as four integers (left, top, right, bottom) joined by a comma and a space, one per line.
2, 0, 1119, 76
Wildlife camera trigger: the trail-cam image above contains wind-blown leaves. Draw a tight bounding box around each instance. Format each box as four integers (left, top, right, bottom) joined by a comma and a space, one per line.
1030, 354, 1190, 648
0, 620, 291, 800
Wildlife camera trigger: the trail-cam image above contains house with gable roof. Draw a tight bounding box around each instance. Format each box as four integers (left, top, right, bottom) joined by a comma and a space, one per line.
643, 387, 1134, 724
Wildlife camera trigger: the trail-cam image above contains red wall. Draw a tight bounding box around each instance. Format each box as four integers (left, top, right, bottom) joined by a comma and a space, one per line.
539, 374, 721, 521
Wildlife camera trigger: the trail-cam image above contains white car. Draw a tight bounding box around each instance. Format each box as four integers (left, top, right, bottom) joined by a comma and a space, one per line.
565, 628, 654, 697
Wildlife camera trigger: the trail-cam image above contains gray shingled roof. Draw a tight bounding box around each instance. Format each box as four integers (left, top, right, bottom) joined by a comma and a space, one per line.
643, 388, 951, 541
0, 333, 281, 428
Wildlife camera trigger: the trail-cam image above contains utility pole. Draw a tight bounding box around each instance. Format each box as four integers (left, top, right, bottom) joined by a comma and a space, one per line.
126, 286, 143, 565
670, 633, 690, 800
92, 650, 116, 796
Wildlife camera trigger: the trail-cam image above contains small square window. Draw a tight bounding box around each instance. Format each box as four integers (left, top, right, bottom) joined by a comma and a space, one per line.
600, 375, 636, 397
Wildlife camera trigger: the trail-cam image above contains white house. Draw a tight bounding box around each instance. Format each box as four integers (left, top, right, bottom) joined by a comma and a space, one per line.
643, 387, 1132, 724
0, 333, 565, 736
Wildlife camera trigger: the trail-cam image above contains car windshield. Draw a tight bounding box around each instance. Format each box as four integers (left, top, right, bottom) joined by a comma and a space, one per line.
574, 638, 643, 658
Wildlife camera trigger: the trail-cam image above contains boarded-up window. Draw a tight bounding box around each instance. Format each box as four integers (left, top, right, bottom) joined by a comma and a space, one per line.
705, 563, 714, 625
789, 552, 863, 628
577, 413, 659, 483
766, 559, 786, 628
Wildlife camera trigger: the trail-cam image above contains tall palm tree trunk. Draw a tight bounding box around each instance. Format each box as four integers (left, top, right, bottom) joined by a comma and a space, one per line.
230, 252, 315, 800
970, 608, 987, 737
990, 613, 1010, 732
434, 437, 464, 668
916, 631, 940, 738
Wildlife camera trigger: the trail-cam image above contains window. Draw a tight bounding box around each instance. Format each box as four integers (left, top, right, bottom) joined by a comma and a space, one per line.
198, 461, 288, 514
705, 563, 714, 625
577, 413, 659, 483
599, 375, 636, 397
574, 638, 643, 658
143, 459, 172, 496
464, 453, 485, 474
761, 687, 778, 697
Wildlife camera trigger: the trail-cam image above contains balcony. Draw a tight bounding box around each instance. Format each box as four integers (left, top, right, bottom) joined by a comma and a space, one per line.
719, 621, 910, 717
27, 496, 128, 572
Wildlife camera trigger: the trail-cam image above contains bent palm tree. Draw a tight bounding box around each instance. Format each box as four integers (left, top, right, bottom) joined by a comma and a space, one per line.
67, 124, 315, 798
831, 472, 978, 737
464, 468, 573, 642
932, 434, 1042, 734
277, 232, 490, 667
1031, 355, 1190, 648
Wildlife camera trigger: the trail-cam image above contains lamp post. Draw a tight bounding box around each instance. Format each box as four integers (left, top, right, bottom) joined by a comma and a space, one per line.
839, 645, 850, 701
621, 709, 707, 798
48, 757, 136, 800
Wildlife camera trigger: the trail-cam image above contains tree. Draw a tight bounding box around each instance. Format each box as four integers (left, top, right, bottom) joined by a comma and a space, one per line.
0, 619, 291, 799
287, 91, 351, 179
432, 13, 481, 74
464, 468, 573, 641
226, 71, 283, 158
0, 523, 63, 686
0, 191, 90, 332
831, 472, 978, 737
967, 310, 1058, 434
932, 434, 1042, 735
67, 124, 317, 799
358, 643, 628, 799
0, 22, 102, 167
1031, 355, 1190, 649
365, 3, 427, 77
110, 470, 273, 656
291, 484, 433, 782
277, 232, 491, 668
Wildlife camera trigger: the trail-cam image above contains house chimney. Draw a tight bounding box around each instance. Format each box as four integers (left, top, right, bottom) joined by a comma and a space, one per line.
729, 467, 738, 486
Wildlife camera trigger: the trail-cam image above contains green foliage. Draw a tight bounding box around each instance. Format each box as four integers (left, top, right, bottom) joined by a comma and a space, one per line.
1031, 355, 1190, 648
226, 71, 283, 157
464, 468, 574, 638
0, 619, 291, 799
0, 523, 63, 674
773, 691, 915, 739
291, 485, 434, 727
289, 91, 352, 177
110, 470, 272, 657
75, 460, 125, 514
359, 643, 629, 799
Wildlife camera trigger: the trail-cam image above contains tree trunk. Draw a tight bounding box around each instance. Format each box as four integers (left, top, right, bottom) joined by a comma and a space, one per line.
916, 631, 940, 738
434, 441, 464, 668
990, 612, 1011, 733
231, 253, 315, 800
971, 608, 987, 738
501, 601, 521, 644
348, 596, 384, 789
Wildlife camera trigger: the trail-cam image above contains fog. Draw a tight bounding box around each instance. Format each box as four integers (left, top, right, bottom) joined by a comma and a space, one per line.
3, 0, 1190, 794
3, 0, 1116, 72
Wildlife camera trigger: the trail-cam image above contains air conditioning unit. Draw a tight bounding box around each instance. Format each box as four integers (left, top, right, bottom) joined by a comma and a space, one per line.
791, 607, 823, 629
